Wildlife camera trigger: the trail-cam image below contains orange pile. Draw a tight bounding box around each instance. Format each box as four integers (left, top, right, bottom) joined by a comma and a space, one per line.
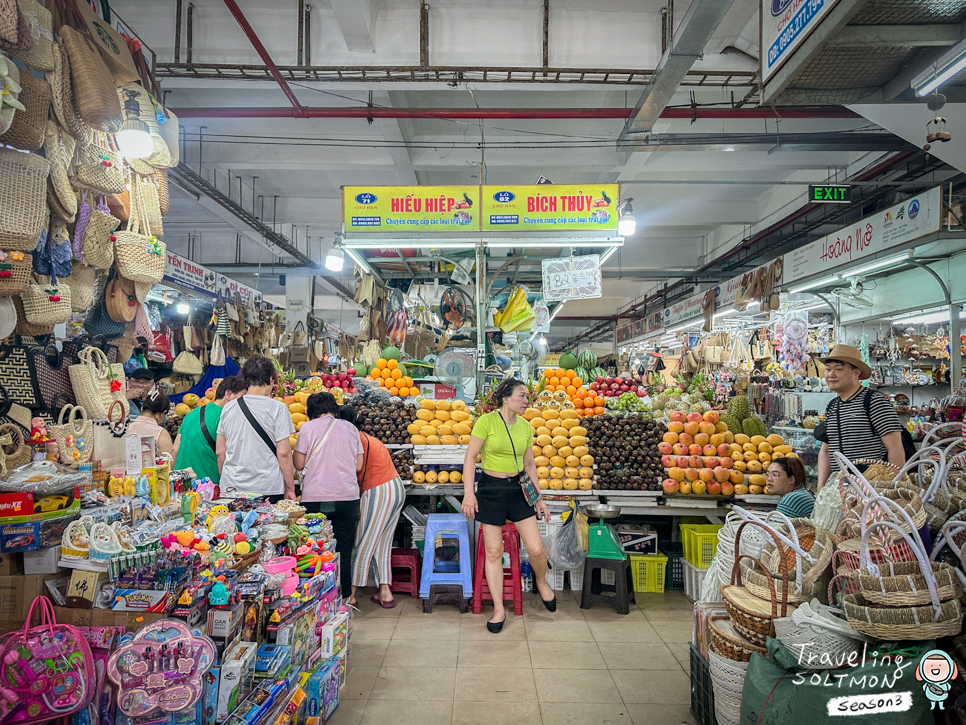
542, 367, 603, 416
367, 358, 420, 397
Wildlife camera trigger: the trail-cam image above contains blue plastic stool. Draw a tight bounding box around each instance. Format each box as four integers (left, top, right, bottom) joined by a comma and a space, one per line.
418, 514, 473, 608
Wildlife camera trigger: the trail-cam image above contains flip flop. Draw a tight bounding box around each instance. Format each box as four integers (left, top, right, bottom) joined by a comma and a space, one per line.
370, 595, 396, 609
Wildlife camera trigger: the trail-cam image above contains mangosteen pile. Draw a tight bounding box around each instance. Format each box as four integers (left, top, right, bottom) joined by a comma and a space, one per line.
391, 448, 415, 479
350, 397, 417, 445
584, 414, 667, 491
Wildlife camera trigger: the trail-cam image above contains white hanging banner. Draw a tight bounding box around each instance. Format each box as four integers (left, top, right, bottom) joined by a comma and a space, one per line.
541, 254, 602, 302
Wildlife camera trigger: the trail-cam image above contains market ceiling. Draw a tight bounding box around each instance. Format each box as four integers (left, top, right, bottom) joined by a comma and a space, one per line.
112, 0, 966, 343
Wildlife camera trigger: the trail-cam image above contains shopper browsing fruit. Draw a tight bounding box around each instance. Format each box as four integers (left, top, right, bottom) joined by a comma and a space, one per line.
217, 355, 296, 502
128, 389, 174, 457
338, 405, 406, 609
462, 378, 556, 633
293, 392, 364, 601
172, 376, 248, 483
765, 457, 814, 518
816, 344, 905, 489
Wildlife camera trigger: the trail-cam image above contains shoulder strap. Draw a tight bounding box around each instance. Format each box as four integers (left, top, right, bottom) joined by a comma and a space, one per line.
305, 417, 337, 470
198, 404, 216, 452
237, 397, 278, 459
499, 413, 523, 474
862, 388, 880, 437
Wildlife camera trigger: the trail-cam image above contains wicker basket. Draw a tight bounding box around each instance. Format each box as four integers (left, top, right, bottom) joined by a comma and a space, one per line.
0, 422, 30, 475
230, 546, 262, 571
854, 560, 958, 606
709, 615, 766, 663
773, 600, 872, 669
742, 514, 834, 605
0, 148, 49, 250
0, 251, 32, 297
0, 68, 49, 151
8, 0, 54, 71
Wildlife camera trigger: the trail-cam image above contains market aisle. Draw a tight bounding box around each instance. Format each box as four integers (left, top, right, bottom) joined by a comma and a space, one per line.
331, 589, 696, 725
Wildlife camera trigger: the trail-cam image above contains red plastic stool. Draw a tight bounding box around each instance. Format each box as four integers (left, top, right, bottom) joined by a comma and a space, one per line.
471, 524, 523, 616
389, 548, 421, 599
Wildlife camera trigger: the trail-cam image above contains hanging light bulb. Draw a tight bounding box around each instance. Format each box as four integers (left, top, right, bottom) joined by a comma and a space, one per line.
618, 198, 636, 236
176, 302, 190, 314
117, 89, 152, 159
325, 241, 345, 272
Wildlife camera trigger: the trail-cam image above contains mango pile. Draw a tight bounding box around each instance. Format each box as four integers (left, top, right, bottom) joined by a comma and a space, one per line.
408, 399, 475, 445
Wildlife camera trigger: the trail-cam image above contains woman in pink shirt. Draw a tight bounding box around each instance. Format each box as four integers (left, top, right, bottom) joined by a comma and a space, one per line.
294, 392, 364, 602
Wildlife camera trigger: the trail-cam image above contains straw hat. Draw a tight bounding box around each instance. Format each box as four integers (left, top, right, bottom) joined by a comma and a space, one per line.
820, 344, 871, 380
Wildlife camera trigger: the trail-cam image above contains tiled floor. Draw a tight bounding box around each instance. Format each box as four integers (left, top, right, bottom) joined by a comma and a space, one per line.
331, 589, 697, 725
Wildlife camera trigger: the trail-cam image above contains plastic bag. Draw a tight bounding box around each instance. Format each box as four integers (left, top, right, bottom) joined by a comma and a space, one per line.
544, 503, 588, 570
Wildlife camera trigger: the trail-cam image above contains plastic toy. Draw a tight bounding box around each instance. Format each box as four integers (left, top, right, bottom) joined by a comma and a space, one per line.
106, 619, 216, 718
0, 597, 94, 724
208, 581, 229, 607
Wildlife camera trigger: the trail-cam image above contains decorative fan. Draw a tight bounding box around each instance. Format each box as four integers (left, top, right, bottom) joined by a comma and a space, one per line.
440, 286, 468, 329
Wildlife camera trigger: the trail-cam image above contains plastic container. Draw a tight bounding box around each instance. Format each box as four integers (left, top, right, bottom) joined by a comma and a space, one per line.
263, 556, 297, 574
682, 559, 709, 601
629, 552, 668, 593
689, 641, 718, 725
662, 541, 685, 590
681, 524, 723, 569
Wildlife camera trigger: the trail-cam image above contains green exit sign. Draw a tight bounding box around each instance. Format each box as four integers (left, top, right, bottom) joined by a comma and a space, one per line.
809, 184, 851, 203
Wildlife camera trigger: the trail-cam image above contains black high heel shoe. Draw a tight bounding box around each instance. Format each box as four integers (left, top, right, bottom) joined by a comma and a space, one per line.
486, 615, 507, 634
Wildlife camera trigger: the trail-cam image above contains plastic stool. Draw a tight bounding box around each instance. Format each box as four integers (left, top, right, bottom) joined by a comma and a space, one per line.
580, 556, 635, 614
424, 584, 469, 614
471, 524, 523, 616
389, 548, 420, 599
418, 514, 473, 606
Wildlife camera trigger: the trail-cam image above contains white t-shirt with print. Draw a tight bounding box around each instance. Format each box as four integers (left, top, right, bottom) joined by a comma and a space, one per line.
217, 395, 295, 495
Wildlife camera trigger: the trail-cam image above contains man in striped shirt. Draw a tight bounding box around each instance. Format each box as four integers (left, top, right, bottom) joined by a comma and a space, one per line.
816, 344, 904, 489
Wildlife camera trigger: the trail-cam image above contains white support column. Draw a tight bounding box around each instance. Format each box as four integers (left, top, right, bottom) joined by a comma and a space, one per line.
951, 302, 962, 390
476, 243, 487, 391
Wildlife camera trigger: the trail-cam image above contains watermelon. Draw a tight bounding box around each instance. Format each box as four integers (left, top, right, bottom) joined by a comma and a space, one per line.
382, 346, 401, 362
559, 350, 579, 371
574, 367, 589, 383
590, 367, 606, 380
396, 362, 408, 377
577, 350, 597, 370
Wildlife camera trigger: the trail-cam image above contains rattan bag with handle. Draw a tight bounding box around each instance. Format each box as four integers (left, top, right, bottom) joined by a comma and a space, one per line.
68, 345, 125, 420
114, 175, 165, 284
89, 399, 129, 471
0, 250, 32, 296
0, 422, 30, 477
9, 0, 54, 70
50, 403, 93, 466
131, 170, 163, 237
45, 119, 77, 220
105, 272, 138, 323
0, 147, 49, 250
55, 18, 122, 132
81, 196, 119, 269
72, 131, 124, 196
67, 260, 96, 312
0, 67, 49, 150
21, 274, 72, 326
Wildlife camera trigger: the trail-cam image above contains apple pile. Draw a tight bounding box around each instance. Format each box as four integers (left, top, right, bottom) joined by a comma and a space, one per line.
316, 369, 358, 395
589, 375, 647, 399
659, 410, 744, 496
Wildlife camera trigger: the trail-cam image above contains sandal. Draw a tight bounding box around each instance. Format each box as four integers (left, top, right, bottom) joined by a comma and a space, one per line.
370, 595, 396, 609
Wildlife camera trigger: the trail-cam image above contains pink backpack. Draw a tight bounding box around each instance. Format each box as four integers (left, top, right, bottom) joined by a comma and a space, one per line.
0, 596, 95, 724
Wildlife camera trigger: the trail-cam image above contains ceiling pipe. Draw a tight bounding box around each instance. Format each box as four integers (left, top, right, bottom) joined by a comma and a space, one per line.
222, 0, 306, 115
170, 106, 861, 120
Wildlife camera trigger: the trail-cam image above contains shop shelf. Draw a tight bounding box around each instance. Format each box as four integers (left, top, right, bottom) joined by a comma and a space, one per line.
629, 552, 668, 593
683, 559, 709, 602
662, 541, 685, 590
689, 641, 718, 725
680, 524, 722, 569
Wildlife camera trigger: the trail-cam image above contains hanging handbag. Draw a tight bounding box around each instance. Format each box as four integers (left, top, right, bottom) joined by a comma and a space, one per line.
67, 259, 96, 312
50, 402, 93, 466
81, 196, 119, 269
130, 168, 163, 236
172, 350, 203, 376
49, 38, 88, 144
83, 283, 125, 339
0, 422, 31, 476
9, 0, 55, 71
0, 250, 32, 296
72, 131, 125, 195
0, 68, 49, 151
500, 414, 541, 507
0, 147, 49, 250
114, 175, 165, 284
105, 272, 138, 323
21, 273, 71, 326
210, 331, 226, 367
156, 167, 170, 216
33, 221, 72, 280
291, 320, 308, 347
53, 13, 123, 132
72, 190, 92, 261
27, 342, 75, 412
45, 120, 77, 220
13, 294, 53, 337
68, 343, 125, 420
0, 0, 21, 46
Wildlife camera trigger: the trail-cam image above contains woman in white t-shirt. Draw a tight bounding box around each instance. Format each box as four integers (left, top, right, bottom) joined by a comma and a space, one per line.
216, 355, 296, 501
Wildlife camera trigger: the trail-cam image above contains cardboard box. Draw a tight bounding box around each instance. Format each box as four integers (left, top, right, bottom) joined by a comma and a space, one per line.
0, 574, 60, 632
616, 525, 658, 554
52, 605, 168, 631
23, 546, 62, 575
217, 641, 258, 722
110, 589, 171, 612
0, 552, 23, 576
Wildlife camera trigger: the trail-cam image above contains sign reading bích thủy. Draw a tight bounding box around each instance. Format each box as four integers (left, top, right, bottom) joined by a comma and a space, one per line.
481, 185, 620, 232
342, 186, 480, 232
809, 184, 851, 204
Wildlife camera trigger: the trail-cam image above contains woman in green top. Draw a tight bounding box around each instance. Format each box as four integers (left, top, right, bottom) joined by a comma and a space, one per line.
173, 376, 247, 482
462, 378, 555, 633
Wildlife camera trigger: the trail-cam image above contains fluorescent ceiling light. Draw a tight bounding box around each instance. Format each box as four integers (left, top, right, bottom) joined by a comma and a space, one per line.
549, 302, 566, 322
599, 246, 619, 265
841, 252, 911, 278
715, 308, 737, 318
344, 246, 374, 275
343, 241, 477, 250
913, 38, 966, 96
794, 301, 832, 313
893, 308, 964, 326
665, 319, 701, 334
487, 240, 621, 249
789, 275, 840, 294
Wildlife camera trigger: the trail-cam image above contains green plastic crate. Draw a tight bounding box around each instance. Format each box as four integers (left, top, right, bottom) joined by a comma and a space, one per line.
681, 524, 722, 569
630, 552, 668, 593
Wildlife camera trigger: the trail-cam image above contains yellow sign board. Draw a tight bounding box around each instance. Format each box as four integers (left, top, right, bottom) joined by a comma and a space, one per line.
342, 185, 480, 233
481, 184, 620, 232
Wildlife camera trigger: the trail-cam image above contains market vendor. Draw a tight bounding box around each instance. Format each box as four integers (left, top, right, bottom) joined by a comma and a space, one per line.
816, 344, 905, 488
172, 376, 247, 482
765, 458, 814, 518
126, 368, 155, 416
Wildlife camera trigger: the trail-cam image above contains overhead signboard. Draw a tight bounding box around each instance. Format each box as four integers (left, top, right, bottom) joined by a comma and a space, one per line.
809, 184, 851, 204
542, 254, 603, 302
481, 184, 620, 232
617, 311, 664, 345
342, 185, 480, 232
761, 0, 841, 84
164, 252, 262, 302
786, 186, 942, 283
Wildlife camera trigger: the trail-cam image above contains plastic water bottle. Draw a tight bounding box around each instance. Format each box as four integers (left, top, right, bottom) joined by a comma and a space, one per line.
520, 548, 533, 593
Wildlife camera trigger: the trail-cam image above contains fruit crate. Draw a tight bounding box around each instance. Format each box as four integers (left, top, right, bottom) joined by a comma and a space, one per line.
683, 559, 709, 601
689, 641, 718, 725
629, 552, 668, 593
662, 541, 685, 590
680, 524, 722, 569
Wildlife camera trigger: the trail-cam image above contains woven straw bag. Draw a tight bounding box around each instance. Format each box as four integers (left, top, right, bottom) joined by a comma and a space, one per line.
67, 260, 95, 312
130, 170, 163, 236
0, 0, 29, 52
114, 177, 165, 284
0, 68, 49, 150
0, 250, 31, 296
12, 294, 52, 336
68, 345, 125, 420
9, 0, 54, 71
72, 131, 124, 195
50, 403, 93, 466
156, 168, 169, 217
0, 422, 30, 476
0, 56, 20, 135
118, 82, 172, 168
0, 0, 18, 45
81, 197, 119, 269
156, 107, 179, 166
45, 119, 77, 219
0, 148, 49, 250
50, 38, 89, 145
172, 350, 202, 376
57, 24, 121, 132
90, 398, 128, 470
105, 273, 137, 323
22, 274, 71, 325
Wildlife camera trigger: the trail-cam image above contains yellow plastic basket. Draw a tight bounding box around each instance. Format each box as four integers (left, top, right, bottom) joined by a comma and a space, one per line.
630, 552, 668, 593
680, 524, 722, 569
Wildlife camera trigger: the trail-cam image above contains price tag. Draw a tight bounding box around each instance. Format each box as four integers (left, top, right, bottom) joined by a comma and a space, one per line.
541, 255, 603, 302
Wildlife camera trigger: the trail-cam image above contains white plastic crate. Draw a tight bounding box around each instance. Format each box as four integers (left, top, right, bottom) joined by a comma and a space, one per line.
683, 559, 708, 602
569, 563, 584, 591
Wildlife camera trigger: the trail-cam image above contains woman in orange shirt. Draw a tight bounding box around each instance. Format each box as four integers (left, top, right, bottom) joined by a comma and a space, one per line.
339, 406, 407, 608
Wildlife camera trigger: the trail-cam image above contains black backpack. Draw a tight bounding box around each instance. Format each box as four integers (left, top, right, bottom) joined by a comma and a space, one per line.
817, 388, 916, 462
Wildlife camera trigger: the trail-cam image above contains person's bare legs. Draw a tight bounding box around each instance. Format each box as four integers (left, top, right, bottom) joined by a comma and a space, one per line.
514, 516, 555, 602
481, 523, 507, 624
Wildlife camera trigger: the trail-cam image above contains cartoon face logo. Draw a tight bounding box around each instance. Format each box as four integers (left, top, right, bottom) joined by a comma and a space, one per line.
916, 650, 958, 710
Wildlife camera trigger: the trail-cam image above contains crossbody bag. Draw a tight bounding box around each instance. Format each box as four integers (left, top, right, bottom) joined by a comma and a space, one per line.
237, 397, 279, 459
304, 417, 338, 470
500, 414, 541, 507
199, 403, 216, 452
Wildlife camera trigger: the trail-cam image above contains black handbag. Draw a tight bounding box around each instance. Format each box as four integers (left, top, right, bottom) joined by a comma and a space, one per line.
83, 286, 126, 339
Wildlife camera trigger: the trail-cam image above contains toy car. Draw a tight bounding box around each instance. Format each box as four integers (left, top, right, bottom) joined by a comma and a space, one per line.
5, 534, 36, 549
34, 495, 69, 513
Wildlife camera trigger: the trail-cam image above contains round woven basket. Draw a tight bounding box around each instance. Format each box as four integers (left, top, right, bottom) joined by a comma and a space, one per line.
230, 546, 262, 571
743, 518, 834, 605
853, 560, 958, 606
842, 592, 963, 640
709, 615, 766, 663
